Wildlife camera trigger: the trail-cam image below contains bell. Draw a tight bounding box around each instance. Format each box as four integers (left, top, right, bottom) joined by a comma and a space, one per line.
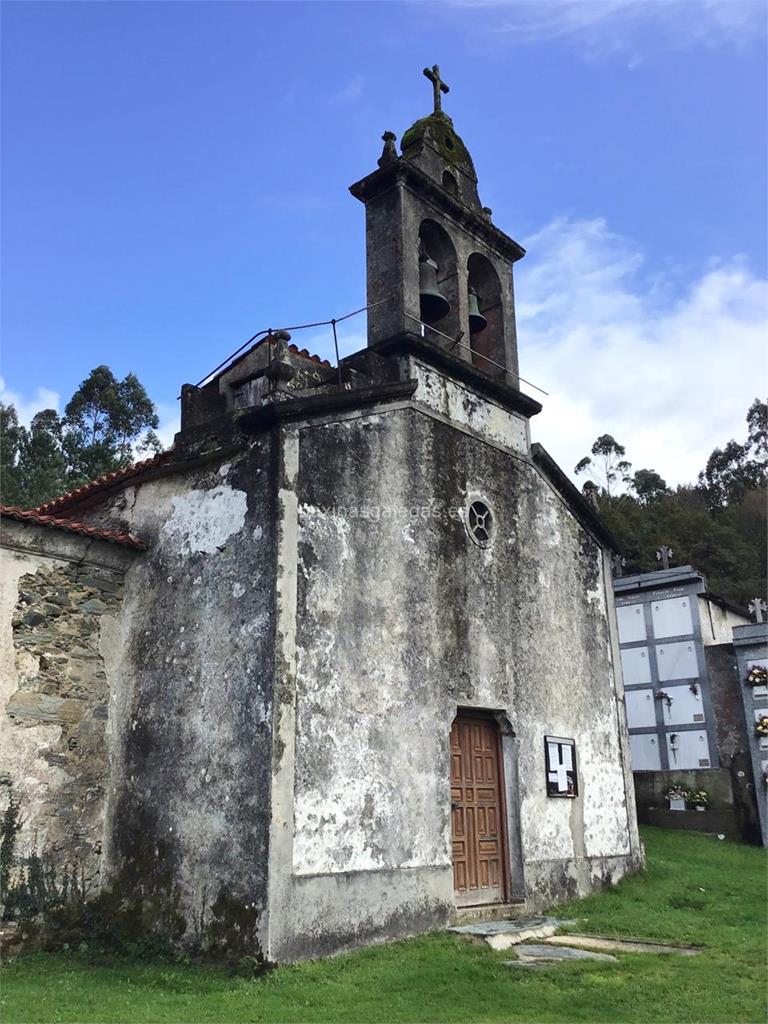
468, 288, 487, 334
419, 252, 450, 324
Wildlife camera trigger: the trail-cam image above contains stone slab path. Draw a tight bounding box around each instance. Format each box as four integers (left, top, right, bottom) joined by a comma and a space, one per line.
449, 917, 565, 951
449, 917, 703, 961
544, 935, 701, 956
505, 943, 618, 967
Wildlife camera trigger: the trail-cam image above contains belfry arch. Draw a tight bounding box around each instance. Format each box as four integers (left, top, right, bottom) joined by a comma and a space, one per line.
418, 219, 460, 341
467, 252, 506, 378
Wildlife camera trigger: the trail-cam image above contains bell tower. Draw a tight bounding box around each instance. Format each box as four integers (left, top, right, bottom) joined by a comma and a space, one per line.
349, 65, 526, 387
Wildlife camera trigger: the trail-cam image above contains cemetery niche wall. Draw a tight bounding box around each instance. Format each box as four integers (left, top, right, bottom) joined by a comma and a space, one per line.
732, 621, 768, 847
614, 565, 762, 843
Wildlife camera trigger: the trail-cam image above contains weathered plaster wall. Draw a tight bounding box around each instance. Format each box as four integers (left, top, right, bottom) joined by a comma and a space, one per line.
699, 598, 749, 646
267, 400, 639, 960
410, 361, 529, 455
0, 522, 133, 890
87, 444, 277, 949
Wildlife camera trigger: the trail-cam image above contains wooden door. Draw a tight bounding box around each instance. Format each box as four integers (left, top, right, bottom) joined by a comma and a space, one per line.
450, 714, 507, 906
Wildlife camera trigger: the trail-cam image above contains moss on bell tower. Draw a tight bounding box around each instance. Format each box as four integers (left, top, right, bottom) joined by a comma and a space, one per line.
401, 112, 476, 177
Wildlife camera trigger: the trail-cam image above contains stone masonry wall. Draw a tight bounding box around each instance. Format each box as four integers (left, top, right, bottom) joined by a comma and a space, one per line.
0, 528, 131, 895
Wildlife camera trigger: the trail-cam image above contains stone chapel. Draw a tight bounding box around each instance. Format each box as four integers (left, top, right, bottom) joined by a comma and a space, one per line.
0, 68, 642, 961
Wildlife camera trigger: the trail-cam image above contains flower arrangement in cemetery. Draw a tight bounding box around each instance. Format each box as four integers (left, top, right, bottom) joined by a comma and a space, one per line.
746, 665, 768, 687
665, 784, 688, 801
688, 789, 709, 809
664, 784, 710, 809
655, 690, 673, 709
755, 715, 768, 737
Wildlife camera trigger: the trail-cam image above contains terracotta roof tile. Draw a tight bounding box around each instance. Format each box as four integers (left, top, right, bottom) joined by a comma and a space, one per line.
286, 342, 332, 367
33, 451, 172, 516
211, 337, 332, 386
0, 506, 148, 551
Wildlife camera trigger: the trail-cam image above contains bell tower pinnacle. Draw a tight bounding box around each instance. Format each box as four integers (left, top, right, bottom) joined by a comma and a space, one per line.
349, 66, 526, 393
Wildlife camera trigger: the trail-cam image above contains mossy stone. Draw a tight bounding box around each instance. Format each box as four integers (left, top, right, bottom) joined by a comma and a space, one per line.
401, 112, 475, 175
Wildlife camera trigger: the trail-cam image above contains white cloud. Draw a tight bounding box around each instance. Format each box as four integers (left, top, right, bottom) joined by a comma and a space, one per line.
447, 0, 766, 56
0, 377, 60, 426
517, 216, 768, 486
155, 401, 180, 451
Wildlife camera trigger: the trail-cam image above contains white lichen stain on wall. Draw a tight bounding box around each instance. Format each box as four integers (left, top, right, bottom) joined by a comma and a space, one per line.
535, 494, 562, 550
585, 581, 606, 612
293, 771, 388, 875
298, 505, 351, 566
160, 486, 248, 555
291, 699, 446, 876
294, 476, 448, 877
238, 611, 268, 638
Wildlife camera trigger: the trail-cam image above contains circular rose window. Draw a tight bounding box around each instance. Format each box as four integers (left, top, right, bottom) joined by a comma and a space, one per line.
466, 499, 494, 548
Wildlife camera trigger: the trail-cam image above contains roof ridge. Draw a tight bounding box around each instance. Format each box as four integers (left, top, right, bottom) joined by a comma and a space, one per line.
207, 335, 333, 385
32, 450, 172, 515
286, 342, 332, 367
0, 505, 148, 551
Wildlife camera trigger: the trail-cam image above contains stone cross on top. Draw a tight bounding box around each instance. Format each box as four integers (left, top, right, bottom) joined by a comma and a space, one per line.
749, 598, 767, 623
656, 545, 673, 570
423, 64, 449, 114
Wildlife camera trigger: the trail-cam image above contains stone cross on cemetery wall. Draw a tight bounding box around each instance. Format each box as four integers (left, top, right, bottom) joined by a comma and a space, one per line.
423, 64, 449, 114
656, 545, 673, 570
749, 598, 767, 623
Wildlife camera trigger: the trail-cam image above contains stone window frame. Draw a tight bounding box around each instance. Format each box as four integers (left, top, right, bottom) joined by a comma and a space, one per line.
464, 497, 495, 548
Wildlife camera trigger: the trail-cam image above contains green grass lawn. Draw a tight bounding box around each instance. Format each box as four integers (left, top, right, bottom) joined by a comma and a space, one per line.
2, 827, 765, 1024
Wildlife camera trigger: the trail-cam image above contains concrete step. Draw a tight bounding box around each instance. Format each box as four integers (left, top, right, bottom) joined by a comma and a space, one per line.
450, 901, 529, 926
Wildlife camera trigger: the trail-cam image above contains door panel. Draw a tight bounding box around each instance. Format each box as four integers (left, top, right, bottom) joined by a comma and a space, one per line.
450, 715, 507, 906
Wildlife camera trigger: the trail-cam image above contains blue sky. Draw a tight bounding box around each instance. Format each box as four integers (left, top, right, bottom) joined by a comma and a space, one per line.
2, 0, 766, 484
